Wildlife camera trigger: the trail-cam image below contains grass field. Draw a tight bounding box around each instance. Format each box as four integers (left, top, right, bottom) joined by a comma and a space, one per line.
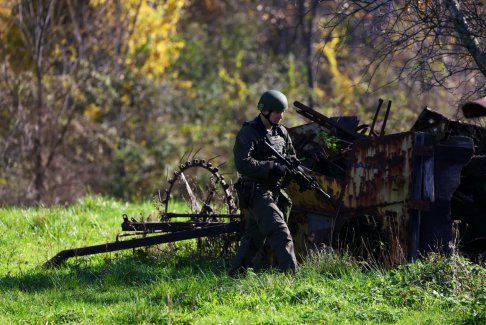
0, 196, 485, 324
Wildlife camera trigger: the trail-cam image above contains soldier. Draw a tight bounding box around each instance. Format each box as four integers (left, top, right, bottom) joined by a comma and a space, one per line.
229, 89, 298, 276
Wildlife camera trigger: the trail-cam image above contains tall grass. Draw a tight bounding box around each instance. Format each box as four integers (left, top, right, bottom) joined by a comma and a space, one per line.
0, 196, 484, 323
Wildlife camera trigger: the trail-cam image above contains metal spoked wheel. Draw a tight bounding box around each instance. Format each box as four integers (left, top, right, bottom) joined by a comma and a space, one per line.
157, 159, 239, 255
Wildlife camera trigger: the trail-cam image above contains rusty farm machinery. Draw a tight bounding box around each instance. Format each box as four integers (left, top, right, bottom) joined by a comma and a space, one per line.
46, 97, 486, 267
46, 158, 241, 266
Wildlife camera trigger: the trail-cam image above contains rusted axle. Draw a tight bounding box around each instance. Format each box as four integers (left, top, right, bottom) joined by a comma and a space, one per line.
163, 213, 241, 220
121, 221, 235, 232
45, 221, 240, 267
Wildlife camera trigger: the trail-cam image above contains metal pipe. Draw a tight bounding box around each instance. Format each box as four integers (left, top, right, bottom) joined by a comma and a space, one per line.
369, 98, 384, 136
122, 221, 233, 232
380, 100, 392, 136
293, 101, 363, 141
45, 222, 240, 267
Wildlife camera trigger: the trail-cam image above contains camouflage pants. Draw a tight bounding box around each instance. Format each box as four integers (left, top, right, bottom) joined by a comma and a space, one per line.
231, 188, 297, 273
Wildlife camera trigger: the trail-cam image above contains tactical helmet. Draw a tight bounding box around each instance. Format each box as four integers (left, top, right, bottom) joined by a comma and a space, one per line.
257, 90, 288, 112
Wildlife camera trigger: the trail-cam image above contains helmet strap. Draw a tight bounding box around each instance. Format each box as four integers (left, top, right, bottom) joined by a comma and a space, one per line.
260, 111, 278, 127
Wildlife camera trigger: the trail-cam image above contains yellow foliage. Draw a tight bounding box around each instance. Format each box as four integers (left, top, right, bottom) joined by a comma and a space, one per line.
218, 68, 233, 85
417, 0, 434, 12
0, 0, 13, 25
121, 94, 130, 106
321, 36, 354, 108
127, 0, 186, 79
0, 0, 14, 17
84, 103, 102, 121
90, 0, 186, 79
218, 50, 248, 101
0, 1, 32, 71
177, 79, 193, 89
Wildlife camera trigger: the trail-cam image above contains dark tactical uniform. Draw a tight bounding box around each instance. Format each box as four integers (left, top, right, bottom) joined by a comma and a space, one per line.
231, 115, 298, 273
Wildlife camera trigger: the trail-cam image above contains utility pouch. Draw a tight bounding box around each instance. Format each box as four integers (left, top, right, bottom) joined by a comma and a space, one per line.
235, 178, 255, 209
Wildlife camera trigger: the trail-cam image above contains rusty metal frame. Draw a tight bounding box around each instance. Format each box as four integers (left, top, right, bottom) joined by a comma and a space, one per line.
46, 219, 241, 267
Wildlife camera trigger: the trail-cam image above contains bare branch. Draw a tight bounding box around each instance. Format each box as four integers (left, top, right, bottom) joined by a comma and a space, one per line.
445, 0, 486, 76
320, 0, 486, 99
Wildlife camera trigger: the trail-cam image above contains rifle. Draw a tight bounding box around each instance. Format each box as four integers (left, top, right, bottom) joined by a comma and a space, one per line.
263, 140, 332, 202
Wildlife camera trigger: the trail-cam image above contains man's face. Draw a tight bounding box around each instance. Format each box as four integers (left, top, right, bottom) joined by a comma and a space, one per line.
269, 110, 284, 125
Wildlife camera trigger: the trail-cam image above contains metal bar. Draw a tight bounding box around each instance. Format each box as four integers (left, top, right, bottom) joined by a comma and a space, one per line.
380, 100, 392, 136
293, 101, 363, 141
121, 221, 231, 232
369, 98, 384, 136
408, 133, 425, 261
46, 222, 240, 267
163, 213, 241, 219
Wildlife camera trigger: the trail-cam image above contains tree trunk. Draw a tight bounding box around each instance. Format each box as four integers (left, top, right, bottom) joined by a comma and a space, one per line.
445, 0, 486, 79
306, 1, 318, 107
298, 0, 319, 107
33, 63, 44, 202
31, 0, 55, 202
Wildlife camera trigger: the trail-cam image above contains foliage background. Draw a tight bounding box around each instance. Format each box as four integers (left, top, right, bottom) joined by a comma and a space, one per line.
0, 0, 484, 205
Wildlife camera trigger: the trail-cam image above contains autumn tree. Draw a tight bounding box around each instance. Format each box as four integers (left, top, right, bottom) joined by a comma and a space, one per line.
83, 0, 186, 198
0, 0, 187, 204
0, 0, 91, 203
320, 0, 485, 100
2, 0, 474, 205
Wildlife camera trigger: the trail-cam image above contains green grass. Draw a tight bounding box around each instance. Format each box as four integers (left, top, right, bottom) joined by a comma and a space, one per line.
1, 196, 485, 324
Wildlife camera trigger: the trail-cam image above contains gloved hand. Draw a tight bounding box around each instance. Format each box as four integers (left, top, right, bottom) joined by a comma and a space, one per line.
269, 163, 287, 180
289, 157, 301, 169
